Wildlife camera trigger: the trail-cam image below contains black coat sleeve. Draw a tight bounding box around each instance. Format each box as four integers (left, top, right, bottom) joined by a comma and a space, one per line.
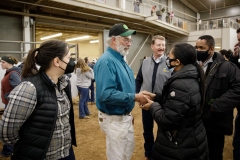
211, 62, 240, 113
135, 64, 143, 93
153, 92, 162, 104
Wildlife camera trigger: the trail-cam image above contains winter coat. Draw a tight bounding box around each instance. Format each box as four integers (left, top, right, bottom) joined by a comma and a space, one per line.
150, 64, 208, 160
202, 53, 240, 135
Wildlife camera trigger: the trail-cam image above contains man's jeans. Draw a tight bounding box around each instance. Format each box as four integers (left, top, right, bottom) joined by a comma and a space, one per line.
77, 86, 90, 118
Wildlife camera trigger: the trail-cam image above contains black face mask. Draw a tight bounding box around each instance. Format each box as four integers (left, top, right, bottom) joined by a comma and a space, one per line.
196, 49, 210, 61
166, 57, 177, 69
59, 58, 75, 74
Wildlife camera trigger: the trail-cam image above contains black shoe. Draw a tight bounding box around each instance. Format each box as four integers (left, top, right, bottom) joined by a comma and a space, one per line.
0, 153, 11, 157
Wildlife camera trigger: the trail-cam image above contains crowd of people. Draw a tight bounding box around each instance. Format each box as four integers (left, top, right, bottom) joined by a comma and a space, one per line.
0, 23, 239, 160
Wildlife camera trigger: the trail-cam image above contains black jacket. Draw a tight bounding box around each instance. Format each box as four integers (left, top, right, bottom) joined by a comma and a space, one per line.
150, 64, 208, 160
12, 71, 76, 160
202, 53, 240, 135
229, 54, 240, 69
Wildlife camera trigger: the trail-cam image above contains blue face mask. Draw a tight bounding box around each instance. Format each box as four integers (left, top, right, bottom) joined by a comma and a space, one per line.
166, 57, 177, 69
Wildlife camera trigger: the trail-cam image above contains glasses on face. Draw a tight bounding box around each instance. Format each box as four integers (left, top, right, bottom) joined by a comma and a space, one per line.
121, 37, 133, 44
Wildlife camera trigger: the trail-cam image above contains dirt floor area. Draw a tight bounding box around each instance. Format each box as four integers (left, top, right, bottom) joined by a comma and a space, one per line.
0, 96, 235, 160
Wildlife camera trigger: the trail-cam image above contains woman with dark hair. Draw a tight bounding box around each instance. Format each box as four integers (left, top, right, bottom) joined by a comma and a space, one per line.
219, 49, 232, 61
74, 58, 94, 119
141, 43, 208, 160
0, 40, 76, 160
0, 55, 21, 157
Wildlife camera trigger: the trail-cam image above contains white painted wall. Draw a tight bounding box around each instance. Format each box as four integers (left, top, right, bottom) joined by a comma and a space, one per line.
223, 28, 239, 51
105, 0, 119, 7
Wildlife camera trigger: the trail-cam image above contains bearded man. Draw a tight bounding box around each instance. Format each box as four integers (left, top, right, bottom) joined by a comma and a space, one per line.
94, 23, 146, 160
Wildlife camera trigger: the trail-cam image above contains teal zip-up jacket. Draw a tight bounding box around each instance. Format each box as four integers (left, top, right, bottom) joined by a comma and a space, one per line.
94, 47, 135, 115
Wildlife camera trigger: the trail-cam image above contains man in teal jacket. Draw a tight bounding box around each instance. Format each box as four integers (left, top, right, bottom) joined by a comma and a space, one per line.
94, 23, 146, 160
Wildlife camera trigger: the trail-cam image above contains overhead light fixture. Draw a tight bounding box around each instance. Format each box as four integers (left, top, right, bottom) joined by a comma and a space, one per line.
65, 35, 90, 42
90, 40, 99, 43
215, 46, 221, 49
40, 33, 62, 40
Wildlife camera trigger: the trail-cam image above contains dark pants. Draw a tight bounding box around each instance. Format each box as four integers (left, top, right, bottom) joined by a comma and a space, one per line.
206, 130, 224, 160
142, 109, 154, 158
89, 80, 95, 102
59, 146, 75, 160
233, 113, 240, 160
1, 144, 13, 156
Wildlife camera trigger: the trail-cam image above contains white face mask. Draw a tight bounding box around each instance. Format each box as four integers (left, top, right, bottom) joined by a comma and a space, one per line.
116, 38, 129, 56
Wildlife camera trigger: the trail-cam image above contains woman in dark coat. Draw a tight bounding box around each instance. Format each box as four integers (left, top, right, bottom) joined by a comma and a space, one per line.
142, 43, 208, 160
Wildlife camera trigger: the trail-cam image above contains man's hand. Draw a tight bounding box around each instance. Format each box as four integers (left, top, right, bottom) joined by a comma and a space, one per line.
135, 92, 148, 105
139, 96, 154, 110
233, 42, 240, 57
141, 90, 156, 100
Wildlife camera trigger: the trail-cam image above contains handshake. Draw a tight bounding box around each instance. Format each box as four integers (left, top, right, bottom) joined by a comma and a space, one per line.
135, 91, 156, 110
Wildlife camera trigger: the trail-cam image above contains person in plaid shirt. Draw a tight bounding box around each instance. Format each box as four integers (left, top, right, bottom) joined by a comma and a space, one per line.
0, 40, 77, 160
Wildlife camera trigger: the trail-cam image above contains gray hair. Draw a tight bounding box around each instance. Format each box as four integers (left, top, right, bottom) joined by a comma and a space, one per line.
106, 36, 120, 47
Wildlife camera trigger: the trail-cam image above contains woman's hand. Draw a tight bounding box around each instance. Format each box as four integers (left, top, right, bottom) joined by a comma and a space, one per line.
141, 90, 156, 100
140, 95, 154, 110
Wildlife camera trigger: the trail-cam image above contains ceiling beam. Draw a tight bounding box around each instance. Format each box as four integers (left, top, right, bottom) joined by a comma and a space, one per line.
198, 0, 209, 10
179, 0, 199, 13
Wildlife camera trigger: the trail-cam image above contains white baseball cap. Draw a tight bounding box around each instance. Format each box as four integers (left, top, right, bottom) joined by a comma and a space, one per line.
92, 59, 97, 63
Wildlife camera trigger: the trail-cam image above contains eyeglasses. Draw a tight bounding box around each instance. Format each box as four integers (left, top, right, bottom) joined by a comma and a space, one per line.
121, 37, 133, 43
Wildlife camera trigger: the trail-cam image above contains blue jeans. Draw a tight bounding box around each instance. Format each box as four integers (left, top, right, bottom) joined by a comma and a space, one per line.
59, 146, 75, 160
142, 109, 154, 158
89, 80, 95, 102
77, 86, 90, 118
233, 113, 240, 160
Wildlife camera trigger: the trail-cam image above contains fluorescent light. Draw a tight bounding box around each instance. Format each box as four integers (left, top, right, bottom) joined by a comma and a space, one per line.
90, 40, 99, 43
40, 33, 62, 40
65, 35, 90, 42
215, 46, 221, 49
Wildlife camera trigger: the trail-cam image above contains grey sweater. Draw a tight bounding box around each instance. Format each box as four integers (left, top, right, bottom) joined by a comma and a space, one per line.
76, 68, 94, 88
136, 56, 171, 93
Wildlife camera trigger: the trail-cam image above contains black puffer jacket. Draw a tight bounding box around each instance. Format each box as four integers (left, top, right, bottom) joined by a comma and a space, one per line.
150, 64, 208, 160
